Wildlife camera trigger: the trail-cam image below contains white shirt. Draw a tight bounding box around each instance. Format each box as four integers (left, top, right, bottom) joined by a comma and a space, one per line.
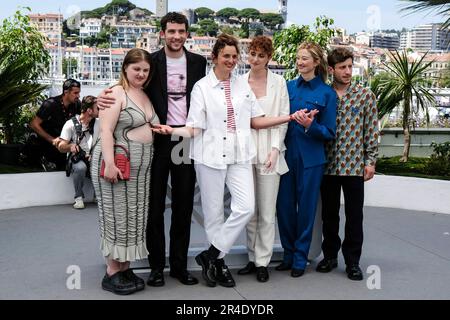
60, 116, 99, 154
186, 70, 265, 169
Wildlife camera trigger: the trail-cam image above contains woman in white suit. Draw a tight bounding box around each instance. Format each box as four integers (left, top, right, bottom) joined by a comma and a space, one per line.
237, 36, 290, 282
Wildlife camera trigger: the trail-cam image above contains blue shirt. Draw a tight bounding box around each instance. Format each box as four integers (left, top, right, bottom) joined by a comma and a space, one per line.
285, 75, 337, 168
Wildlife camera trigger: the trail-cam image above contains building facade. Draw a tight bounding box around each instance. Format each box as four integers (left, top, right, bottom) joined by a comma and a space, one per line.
355, 32, 371, 46
29, 13, 63, 44
110, 22, 157, 48
136, 33, 161, 52
369, 32, 400, 50
78, 48, 129, 81
421, 53, 450, 86
400, 23, 450, 52
79, 18, 102, 38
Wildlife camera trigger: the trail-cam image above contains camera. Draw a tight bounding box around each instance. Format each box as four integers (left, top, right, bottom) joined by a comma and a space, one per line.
71, 149, 86, 163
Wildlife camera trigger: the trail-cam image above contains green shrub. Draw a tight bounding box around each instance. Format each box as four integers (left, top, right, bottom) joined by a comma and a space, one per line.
376, 156, 429, 175
425, 142, 450, 176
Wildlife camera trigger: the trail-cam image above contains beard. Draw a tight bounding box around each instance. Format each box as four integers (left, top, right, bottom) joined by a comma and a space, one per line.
334, 76, 351, 85
166, 42, 183, 53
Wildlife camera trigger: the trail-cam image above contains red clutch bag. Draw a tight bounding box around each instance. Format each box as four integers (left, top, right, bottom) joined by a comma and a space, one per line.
100, 145, 130, 181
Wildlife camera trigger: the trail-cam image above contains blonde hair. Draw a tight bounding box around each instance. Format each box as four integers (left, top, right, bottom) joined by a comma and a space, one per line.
297, 42, 328, 82
118, 48, 153, 90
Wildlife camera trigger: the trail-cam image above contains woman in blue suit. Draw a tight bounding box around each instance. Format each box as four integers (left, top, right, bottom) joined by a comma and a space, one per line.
276, 42, 337, 277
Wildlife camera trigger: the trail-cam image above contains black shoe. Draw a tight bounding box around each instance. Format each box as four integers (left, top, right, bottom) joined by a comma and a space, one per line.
316, 258, 338, 273
237, 262, 256, 275
214, 259, 235, 288
102, 272, 137, 295
122, 269, 145, 291
346, 265, 363, 281
169, 270, 199, 285
275, 262, 291, 271
195, 250, 217, 287
256, 266, 269, 282
290, 268, 305, 278
146, 269, 165, 287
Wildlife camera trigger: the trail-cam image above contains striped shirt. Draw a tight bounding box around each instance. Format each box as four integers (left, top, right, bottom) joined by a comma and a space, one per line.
222, 79, 236, 132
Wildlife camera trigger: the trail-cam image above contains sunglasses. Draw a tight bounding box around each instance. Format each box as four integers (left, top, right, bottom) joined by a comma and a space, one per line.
63, 79, 81, 91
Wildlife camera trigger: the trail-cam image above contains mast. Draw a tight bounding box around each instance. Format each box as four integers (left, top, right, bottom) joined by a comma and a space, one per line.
58, 8, 63, 78
110, 46, 113, 83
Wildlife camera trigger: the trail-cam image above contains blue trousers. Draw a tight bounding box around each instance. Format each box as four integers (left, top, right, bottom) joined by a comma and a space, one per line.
276, 143, 325, 270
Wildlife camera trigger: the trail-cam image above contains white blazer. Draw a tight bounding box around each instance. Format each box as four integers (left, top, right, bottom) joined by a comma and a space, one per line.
187, 70, 265, 169
244, 70, 290, 175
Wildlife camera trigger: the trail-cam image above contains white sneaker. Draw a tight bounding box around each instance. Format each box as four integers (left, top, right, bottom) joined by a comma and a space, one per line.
73, 197, 85, 209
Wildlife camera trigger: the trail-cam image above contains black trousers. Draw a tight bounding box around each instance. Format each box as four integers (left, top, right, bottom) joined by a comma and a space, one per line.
320, 175, 364, 266
41, 140, 67, 170
146, 135, 196, 273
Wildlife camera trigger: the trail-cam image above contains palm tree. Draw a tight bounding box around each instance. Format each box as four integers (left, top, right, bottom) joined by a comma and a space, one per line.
400, 0, 450, 28
374, 50, 435, 162
0, 53, 48, 143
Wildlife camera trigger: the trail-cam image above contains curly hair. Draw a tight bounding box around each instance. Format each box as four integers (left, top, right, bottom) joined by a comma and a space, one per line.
160, 12, 189, 31
249, 36, 273, 56
327, 47, 354, 68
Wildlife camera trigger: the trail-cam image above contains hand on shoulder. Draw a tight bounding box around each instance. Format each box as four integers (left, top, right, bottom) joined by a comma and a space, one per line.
98, 86, 126, 112
97, 86, 125, 110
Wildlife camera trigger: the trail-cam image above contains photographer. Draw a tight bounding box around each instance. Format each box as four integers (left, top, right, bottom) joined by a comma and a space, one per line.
30, 79, 81, 170
57, 96, 99, 209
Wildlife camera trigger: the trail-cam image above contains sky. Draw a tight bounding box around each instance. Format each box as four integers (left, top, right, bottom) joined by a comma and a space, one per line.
0, 0, 445, 33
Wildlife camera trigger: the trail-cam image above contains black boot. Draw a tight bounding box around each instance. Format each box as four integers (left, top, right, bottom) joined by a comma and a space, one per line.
316, 258, 338, 273
275, 262, 291, 271
256, 266, 269, 282
146, 269, 165, 287
101, 272, 137, 295
346, 264, 363, 281
122, 269, 145, 291
237, 262, 256, 275
195, 250, 217, 287
214, 259, 235, 288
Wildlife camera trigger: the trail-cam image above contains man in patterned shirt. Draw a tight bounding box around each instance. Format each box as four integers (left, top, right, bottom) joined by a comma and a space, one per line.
316, 48, 378, 281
